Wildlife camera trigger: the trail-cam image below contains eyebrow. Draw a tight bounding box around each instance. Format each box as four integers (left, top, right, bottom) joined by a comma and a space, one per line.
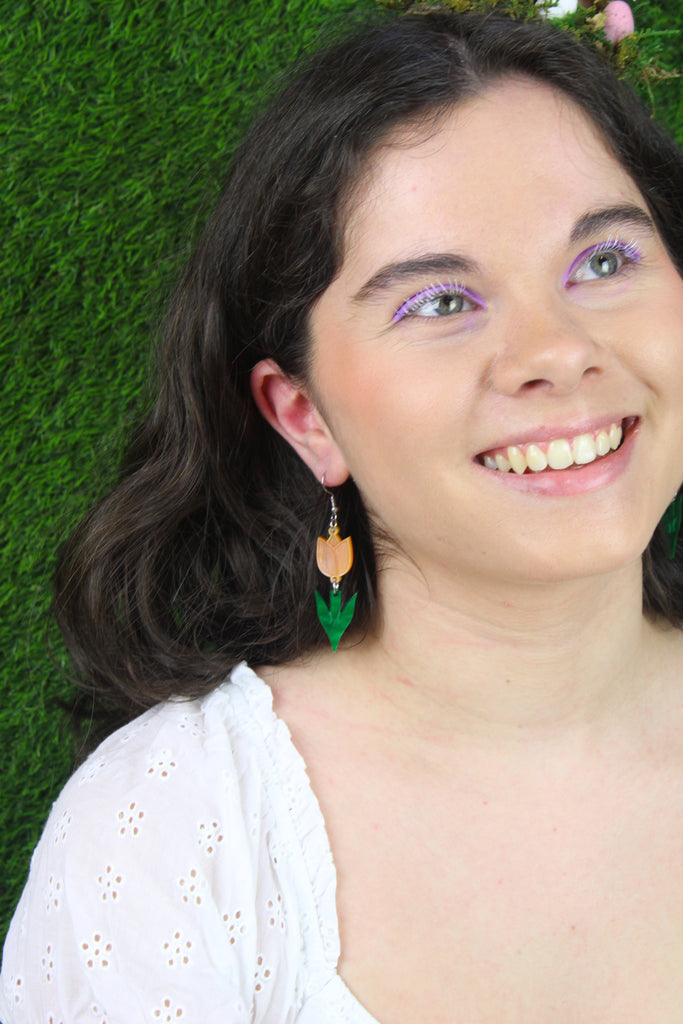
352, 204, 656, 305
352, 253, 479, 304
568, 204, 656, 245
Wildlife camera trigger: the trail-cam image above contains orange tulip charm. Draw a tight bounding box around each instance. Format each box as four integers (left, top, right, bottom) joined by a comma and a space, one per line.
316, 525, 354, 585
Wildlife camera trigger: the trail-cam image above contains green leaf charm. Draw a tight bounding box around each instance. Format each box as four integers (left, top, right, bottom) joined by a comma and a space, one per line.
315, 589, 357, 651
662, 493, 682, 559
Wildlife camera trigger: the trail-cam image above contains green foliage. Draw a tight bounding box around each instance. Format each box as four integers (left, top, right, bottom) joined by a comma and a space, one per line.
377, 0, 682, 118
1, 0, 682, 948
662, 494, 683, 558
0, 0, 375, 948
378, 0, 557, 19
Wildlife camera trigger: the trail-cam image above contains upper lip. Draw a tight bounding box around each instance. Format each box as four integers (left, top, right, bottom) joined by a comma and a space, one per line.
476, 415, 635, 456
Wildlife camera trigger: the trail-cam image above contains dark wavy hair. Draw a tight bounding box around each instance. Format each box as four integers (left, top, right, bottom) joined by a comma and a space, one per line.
55, 8, 683, 715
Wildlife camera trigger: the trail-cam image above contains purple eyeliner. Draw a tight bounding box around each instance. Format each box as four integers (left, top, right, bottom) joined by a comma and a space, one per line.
392, 282, 486, 323
563, 238, 642, 287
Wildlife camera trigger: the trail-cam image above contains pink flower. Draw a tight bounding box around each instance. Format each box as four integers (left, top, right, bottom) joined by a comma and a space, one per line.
604, 1, 635, 44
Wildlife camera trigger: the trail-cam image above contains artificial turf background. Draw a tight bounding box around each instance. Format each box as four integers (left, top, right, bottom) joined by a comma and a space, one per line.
2, 0, 682, 948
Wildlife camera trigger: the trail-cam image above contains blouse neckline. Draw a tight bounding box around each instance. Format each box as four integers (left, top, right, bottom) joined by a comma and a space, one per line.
228, 662, 382, 1024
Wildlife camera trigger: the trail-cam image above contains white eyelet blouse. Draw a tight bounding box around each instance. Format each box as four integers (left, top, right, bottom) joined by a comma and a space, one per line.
0, 664, 381, 1023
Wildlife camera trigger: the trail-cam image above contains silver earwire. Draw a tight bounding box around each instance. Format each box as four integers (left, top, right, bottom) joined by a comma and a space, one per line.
320, 474, 338, 534
320, 474, 340, 591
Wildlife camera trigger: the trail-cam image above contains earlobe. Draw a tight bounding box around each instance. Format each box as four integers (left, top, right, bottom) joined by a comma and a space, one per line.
249, 359, 349, 485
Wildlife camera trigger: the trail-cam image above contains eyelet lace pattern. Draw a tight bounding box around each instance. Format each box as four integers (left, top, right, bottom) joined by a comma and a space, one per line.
0, 664, 379, 1023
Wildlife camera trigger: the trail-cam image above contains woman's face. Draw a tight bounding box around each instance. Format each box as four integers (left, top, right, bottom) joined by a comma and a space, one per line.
307, 79, 683, 589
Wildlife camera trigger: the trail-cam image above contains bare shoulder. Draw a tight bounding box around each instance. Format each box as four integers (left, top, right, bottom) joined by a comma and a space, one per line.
254, 649, 374, 733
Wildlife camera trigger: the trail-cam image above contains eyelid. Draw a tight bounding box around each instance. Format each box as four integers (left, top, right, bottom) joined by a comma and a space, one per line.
392, 280, 486, 323
564, 236, 643, 286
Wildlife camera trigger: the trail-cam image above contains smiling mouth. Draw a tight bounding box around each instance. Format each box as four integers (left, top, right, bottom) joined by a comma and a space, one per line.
478, 418, 635, 474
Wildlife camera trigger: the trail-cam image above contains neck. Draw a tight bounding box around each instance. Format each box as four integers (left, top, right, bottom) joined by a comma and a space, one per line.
351, 557, 662, 746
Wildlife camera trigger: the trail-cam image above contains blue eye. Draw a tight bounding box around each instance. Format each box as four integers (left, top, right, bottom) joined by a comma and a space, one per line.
393, 282, 484, 323
566, 239, 642, 285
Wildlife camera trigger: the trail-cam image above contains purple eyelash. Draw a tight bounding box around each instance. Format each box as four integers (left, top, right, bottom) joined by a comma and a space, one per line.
563, 237, 643, 286
392, 281, 485, 323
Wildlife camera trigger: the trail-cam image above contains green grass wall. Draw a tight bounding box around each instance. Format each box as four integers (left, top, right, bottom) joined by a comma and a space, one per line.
2, 0, 682, 947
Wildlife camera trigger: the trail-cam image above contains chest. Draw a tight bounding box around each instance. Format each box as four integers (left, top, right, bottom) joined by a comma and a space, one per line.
314, 753, 683, 1024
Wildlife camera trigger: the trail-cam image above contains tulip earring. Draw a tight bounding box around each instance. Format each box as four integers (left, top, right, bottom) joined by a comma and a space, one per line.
661, 492, 682, 559
315, 479, 357, 650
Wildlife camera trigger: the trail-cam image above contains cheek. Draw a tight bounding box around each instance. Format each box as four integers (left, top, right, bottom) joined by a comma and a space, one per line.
630, 300, 683, 386
598, 267, 683, 380
318, 359, 413, 468
317, 359, 482, 525
308, 292, 484, 490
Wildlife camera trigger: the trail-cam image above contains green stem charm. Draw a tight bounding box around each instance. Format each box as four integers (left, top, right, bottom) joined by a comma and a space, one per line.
315, 589, 358, 651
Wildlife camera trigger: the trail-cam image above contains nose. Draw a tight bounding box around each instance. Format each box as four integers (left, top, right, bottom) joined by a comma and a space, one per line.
489, 300, 602, 397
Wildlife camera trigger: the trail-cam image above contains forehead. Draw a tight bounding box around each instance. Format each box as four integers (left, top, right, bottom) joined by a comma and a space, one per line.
340, 78, 642, 261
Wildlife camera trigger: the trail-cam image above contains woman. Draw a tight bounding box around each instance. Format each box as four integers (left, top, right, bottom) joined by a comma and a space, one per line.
2, 7, 683, 1022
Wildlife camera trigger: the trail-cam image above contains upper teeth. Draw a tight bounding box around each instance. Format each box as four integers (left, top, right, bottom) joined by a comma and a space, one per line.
482, 423, 623, 474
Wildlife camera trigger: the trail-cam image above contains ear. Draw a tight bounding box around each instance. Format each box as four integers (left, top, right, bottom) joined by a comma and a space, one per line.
250, 359, 350, 486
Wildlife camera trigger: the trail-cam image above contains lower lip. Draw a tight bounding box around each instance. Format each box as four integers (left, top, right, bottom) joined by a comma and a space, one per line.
475, 421, 638, 497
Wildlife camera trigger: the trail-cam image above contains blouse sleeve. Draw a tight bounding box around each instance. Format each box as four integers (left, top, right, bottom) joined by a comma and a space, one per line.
0, 693, 301, 1024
